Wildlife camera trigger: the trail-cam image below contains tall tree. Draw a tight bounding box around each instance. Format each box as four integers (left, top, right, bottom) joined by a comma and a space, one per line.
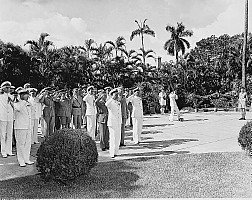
130, 19, 155, 66
242, 0, 248, 87
105, 36, 126, 59
164, 22, 193, 63
25, 33, 53, 77
79, 39, 96, 60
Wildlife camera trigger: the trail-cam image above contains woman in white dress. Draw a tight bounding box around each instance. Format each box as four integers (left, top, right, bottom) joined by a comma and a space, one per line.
238, 87, 248, 120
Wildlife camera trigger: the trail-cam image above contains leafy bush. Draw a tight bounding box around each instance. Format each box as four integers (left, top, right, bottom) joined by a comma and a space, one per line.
36, 129, 98, 183
238, 121, 252, 156
186, 93, 204, 109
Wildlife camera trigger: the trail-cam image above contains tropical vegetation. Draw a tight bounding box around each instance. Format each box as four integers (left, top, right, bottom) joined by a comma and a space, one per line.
0, 20, 252, 110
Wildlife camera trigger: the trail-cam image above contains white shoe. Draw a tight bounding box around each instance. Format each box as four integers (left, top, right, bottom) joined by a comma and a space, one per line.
19, 163, 26, 167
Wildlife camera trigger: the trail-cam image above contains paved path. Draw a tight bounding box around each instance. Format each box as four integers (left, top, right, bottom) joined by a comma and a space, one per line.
0, 110, 249, 181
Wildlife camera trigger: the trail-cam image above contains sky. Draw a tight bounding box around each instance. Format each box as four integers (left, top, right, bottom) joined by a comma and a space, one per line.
0, 0, 251, 63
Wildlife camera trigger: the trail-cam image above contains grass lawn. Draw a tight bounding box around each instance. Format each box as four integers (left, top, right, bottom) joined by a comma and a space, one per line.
0, 152, 252, 198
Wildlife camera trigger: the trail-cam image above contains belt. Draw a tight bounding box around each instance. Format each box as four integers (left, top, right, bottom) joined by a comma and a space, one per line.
72, 106, 81, 108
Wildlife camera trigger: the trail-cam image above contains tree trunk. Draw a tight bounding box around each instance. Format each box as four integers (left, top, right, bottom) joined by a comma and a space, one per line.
242, 0, 248, 88
141, 33, 145, 66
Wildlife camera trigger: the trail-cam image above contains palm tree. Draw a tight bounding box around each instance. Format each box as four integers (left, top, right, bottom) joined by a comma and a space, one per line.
132, 48, 156, 67
130, 19, 155, 66
105, 36, 126, 59
79, 39, 96, 60
242, 0, 248, 87
25, 33, 53, 77
164, 22, 193, 63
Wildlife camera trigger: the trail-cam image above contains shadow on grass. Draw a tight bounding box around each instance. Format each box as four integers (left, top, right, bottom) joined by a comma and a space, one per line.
143, 124, 169, 128
183, 119, 208, 122
0, 160, 142, 199
125, 139, 199, 150
120, 150, 190, 158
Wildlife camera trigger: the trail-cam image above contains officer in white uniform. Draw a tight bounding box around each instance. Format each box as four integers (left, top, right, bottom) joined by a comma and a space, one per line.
83, 86, 97, 139
14, 89, 34, 167
105, 88, 122, 158
169, 90, 180, 121
0, 81, 15, 158
127, 88, 143, 144
159, 89, 166, 115
28, 88, 40, 144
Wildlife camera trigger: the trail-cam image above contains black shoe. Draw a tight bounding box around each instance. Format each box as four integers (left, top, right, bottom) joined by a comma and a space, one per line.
105, 147, 109, 150
239, 118, 246, 120
101, 148, 106, 151
120, 144, 126, 147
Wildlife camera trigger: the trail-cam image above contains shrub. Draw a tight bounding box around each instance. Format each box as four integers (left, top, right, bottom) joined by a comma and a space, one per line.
36, 129, 98, 183
238, 121, 252, 156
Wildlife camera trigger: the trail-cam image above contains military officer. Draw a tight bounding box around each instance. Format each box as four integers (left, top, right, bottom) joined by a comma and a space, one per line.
104, 86, 112, 101
95, 91, 109, 151
83, 86, 97, 139
105, 88, 122, 158
14, 89, 34, 167
118, 86, 128, 147
28, 88, 41, 144
127, 88, 143, 144
56, 91, 72, 129
0, 81, 15, 158
169, 90, 181, 122
38, 87, 55, 136
71, 88, 83, 129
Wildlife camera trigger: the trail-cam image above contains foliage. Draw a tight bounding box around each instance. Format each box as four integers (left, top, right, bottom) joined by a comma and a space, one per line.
186, 93, 204, 108
137, 82, 161, 114
238, 121, 252, 156
36, 129, 98, 184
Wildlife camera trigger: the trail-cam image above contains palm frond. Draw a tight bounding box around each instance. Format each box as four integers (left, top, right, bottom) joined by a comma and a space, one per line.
130, 29, 141, 41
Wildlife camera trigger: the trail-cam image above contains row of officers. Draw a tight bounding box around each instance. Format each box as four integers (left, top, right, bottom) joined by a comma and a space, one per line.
0, 81, 143, 166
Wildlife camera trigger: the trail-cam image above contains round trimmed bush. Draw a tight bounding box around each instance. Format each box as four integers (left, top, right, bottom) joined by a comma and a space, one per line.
36, 129, 98, 183
238, 121, 252, 156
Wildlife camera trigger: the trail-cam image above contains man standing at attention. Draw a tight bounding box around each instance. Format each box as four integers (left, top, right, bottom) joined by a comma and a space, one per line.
71, 88, 83, 129
14, 89, 34, 167
127, 88, 143, 145
159, 88, 166, 115
95, 91, 109, 151
83, 86, 97, 139
105, 88, 122, 158
39, 88, 55, 136
238, 87, 248, 120
0, 81, 15, 158
169, 89, 181, 122
118, 86, 128, 147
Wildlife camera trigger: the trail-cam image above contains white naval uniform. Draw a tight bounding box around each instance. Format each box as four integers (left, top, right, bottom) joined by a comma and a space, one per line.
14, 100, 32, 165
127, 95, 143, 144
28, 96, 41, 143
105, 98, 122, 157
169, 92, 180, 121
159, 92, 166, 106
83, 94, 97, 139
0, 93, 14, 157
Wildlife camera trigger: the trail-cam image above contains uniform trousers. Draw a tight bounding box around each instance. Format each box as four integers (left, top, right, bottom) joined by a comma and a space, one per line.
40, 117, 47, 137
73, 115, 82, 129
108, 123, 121, 157
120, 118, 127, 145
86, 115, 96, 139
15, 129, 32, 165
132, 117, 143, 144
99, 122, 109, 149
44, 116, 55, 136
31, 119, 39, 143
0, 120, 13, 156
169, 104, 180, 121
